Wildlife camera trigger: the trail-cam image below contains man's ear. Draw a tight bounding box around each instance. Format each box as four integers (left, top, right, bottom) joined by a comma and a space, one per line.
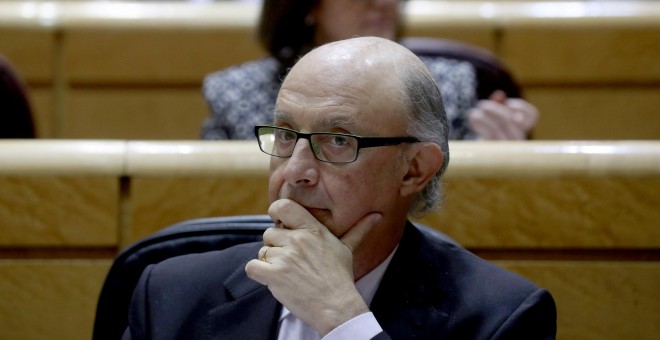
400, 143, 444, 197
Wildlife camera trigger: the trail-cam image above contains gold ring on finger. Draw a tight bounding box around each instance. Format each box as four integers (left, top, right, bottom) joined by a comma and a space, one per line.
262, 246, 270, 263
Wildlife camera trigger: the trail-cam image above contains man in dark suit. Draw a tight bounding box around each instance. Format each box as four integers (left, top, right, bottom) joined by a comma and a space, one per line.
123, 36, 556, 339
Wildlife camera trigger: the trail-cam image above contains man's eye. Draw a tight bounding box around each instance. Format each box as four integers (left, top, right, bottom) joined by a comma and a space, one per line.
277, 130, 297, 141
330, 135, 350, 146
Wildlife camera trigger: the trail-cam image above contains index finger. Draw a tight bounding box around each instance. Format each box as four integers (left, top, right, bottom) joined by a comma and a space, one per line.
268, 199, 325, 232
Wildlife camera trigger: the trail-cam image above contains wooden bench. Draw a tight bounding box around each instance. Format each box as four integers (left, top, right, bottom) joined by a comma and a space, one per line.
0, 140, 658, 339
1, 1, 659, 140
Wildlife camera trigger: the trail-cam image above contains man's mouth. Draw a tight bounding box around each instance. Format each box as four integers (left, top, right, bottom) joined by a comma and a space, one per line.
278, 194, 331, 221
302, 206, 331, 221
303, 206, 327, 214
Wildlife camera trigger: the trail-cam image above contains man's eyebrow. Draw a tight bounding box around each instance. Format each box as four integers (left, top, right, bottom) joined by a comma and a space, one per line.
274, 110, 357, 131
317, 115, 356, 131
273, 109, 291, 123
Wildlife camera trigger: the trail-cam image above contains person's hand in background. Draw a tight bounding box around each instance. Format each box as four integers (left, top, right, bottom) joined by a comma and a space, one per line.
468, 90, 539, 140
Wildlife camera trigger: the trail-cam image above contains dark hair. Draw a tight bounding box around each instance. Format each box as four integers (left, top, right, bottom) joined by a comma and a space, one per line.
258, 0, 407, 72
0, 54, 35, 138
258, 0, 320, 71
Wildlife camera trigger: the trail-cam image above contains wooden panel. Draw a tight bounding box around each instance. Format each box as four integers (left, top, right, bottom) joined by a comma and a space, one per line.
525, 87, 660, 140
29, 87, 54, 138
0, 259, 112, 340
128, 176, 660, 249
0, 177, 118, 246
501, 25, 660, 83
401, 27, 495, 51
0, 27, 54, 84
63, 28, 264, 84
64, 85, 660, 141
498, 261, 660, 340
63, 88, 207, 139
121, 141, 660, 248
417, 177, 660, 248
128, 177, 269, 245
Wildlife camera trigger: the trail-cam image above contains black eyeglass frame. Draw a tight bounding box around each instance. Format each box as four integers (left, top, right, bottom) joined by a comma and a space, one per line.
254, 125, 420, 163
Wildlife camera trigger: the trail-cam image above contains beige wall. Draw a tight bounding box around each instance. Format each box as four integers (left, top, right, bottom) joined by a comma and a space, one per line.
0, 140, 659, 339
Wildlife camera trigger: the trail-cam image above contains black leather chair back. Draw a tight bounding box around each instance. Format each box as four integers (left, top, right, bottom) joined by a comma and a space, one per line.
93, 215, 273, 340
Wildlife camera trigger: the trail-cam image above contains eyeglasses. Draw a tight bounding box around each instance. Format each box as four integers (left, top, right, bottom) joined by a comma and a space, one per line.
254, 125, 420, 163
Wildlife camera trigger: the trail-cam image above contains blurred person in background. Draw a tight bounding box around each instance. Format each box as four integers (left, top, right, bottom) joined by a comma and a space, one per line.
201, 0, 537, 141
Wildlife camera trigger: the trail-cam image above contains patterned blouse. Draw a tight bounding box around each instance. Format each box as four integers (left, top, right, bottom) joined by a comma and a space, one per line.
201, 56, 477, 140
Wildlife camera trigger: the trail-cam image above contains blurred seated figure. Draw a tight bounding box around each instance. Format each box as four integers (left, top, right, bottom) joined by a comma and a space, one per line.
201, 0, 537, 141
400, 37, 522, 100
0, 54, 35, 138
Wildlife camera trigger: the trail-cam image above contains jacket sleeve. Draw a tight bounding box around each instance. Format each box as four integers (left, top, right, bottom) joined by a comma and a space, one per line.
122, 265, 156, 340
371, 332, 392, 340
491, 288, 557, 339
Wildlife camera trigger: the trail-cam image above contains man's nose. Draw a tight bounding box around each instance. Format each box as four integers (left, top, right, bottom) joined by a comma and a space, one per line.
281, 138, 320, 186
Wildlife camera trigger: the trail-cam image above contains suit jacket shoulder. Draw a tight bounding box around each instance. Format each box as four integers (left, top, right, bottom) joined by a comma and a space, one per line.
372, 223, 556, 339
124, 242, 280, 340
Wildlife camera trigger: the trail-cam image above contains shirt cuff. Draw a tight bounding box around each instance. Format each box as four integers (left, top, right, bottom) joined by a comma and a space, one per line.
321, 312, 383, 340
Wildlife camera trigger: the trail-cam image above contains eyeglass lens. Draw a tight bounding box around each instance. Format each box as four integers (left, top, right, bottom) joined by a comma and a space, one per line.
257, 127, 359, 163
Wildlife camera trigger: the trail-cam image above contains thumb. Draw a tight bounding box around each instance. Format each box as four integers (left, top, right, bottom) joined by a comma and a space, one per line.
340, 213, 382, 252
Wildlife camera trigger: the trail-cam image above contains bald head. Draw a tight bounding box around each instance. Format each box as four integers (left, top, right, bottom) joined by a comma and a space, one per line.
297, 36, 419, 69
274, 36, 449, 217
283, 37, 422, 109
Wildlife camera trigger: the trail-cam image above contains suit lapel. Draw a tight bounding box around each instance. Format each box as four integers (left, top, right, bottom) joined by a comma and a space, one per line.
371, 222, 451, 338
206, 258, 281, 340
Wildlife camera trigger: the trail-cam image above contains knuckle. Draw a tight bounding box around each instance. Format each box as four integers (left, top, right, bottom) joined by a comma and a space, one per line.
289, 232, 309, 246
305, 224, 322, 236
263, 227, 274, 240
244, 260, 256, 277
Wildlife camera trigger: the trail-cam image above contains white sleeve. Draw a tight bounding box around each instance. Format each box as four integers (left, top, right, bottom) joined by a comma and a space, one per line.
321, 312, 383, 340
